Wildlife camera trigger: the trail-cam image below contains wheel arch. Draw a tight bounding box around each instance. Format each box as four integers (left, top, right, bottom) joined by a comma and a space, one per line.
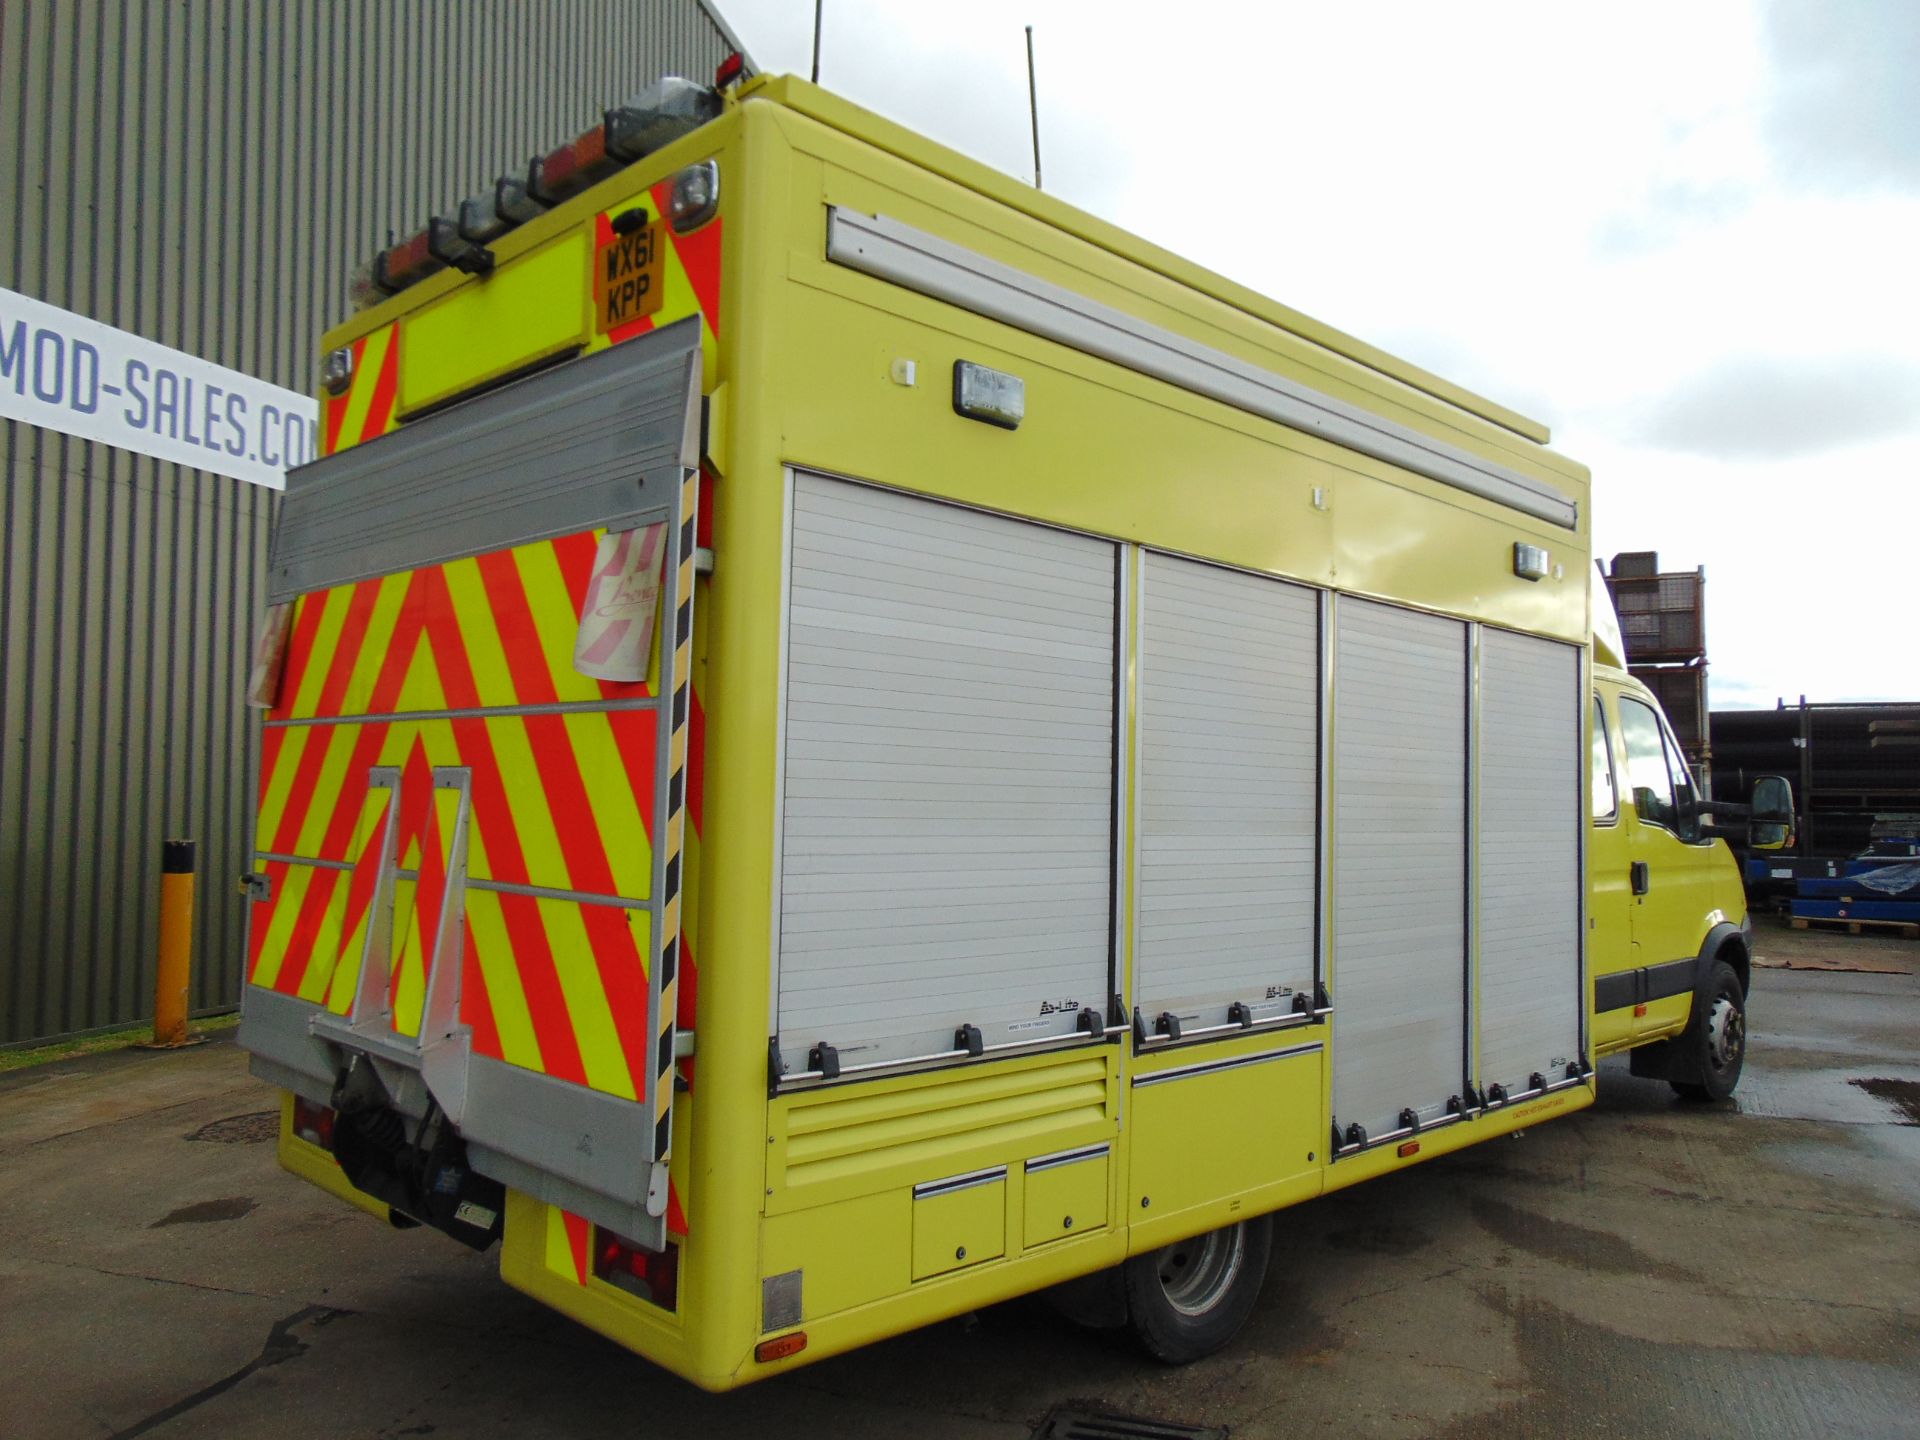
1700, 920, 1750, 998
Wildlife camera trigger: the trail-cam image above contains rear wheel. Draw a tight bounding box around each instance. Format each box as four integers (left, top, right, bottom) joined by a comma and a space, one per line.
1672, 958, 1746, 1102
1122, 1214, 1272, 1363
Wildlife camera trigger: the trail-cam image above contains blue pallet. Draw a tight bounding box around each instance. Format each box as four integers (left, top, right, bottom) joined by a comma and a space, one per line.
1796, 876, 1920, 901
1790, 897, 1920, 924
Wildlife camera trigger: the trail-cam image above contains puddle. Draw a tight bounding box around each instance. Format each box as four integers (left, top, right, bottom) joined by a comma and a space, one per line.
1323, 1221, 1431, 1257
186, 1110, 279, 1144
1730, 1067, 1910, 1126
151, 1196, 257, 1227
1851, 1078, 1920, 1126
1470, 1196, 1699, 1282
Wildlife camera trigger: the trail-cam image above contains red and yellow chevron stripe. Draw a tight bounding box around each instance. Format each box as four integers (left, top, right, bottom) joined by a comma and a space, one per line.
248, 527, 662, 1105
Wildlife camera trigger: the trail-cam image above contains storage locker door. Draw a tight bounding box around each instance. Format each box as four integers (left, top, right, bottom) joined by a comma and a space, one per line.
774, 475, 1117, 1076
1136, 554, 1319, 1031
1331, 597, 1468, 1144
1476, 629, 1583, 1097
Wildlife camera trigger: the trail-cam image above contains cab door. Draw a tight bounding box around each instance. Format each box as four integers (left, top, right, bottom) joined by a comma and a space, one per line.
1615, 693, 1720, 1040
1587, 691, 1635, 1055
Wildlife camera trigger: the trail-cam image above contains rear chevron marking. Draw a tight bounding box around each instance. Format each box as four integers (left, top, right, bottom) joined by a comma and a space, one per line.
254, 522, 683, 1122
473, 549, 650, 1098
270, 591, 327, 722
419, 564, 591, 1085
361, 327, 399, 441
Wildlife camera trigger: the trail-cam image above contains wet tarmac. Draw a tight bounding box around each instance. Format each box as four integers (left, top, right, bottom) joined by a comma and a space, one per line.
3, 946, 1916, 1439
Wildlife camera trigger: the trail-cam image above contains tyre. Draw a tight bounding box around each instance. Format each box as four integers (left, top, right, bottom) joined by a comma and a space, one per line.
1122, 1214, 1272, 1363
1671, 958, 1746, 1102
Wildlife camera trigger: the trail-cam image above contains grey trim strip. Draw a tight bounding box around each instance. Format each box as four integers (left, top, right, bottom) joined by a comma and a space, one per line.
256, 852, 354, 872
1333, 1065, 1596, 1158
265, 698, 662, 729
250, 854, 645, 912
466, 877, 648, 911
1131, 1040, 1323, 1089
914, 1166, 1009, 1200
825, 210, 1578, 530
1333, 1105, 1471, 1156
776, 1021, 1124, 1089
269, 317, 702, 601
1135, 1007, 1330, 1050
1025, 1143, 1111, 1174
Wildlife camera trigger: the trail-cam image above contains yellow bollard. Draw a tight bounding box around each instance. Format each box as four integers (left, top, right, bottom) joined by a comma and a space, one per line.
152, 838, 196, 1047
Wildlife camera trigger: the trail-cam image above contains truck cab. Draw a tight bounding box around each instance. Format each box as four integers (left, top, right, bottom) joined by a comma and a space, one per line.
1588, 570, 1752, 1098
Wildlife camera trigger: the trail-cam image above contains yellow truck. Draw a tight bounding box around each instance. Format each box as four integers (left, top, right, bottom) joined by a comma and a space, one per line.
238, 67, 1771, 1389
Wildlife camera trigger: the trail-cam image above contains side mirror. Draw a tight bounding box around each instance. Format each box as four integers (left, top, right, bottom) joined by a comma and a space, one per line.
1750, 774, 1793, 850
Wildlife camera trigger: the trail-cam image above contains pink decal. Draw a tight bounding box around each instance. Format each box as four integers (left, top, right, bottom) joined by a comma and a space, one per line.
573, 523, 666, 683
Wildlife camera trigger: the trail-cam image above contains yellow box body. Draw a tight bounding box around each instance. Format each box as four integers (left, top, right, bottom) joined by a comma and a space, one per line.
279, 75, 1746, 1391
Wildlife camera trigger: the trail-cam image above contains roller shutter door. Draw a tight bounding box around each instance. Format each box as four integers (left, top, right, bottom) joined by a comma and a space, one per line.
774, 475, 1117, 1074
1331, 597, 1468, 1144
1476, 628, 1583, 1097
1135, 553, 1319, 1031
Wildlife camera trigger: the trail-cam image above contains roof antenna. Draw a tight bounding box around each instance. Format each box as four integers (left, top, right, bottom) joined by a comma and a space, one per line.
812, 0, 824, 83
1025, 25, 1043, 190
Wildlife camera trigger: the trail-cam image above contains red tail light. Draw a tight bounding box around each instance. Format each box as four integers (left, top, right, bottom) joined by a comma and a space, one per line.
593, 1230, 679, 1311
292, 1096, 336, 1150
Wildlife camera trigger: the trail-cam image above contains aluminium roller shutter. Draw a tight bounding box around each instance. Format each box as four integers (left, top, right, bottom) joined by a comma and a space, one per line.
774, 474, 1117, 1074
1331, 596, 1469, 1144
1476, 628, 1583, 1096
1135, 553, 1319, 1030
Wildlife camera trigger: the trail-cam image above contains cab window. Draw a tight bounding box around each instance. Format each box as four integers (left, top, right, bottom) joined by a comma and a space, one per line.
1618, 698, 1676, 831
1591, 697, 1618, 822
1660, 720, 1704, 843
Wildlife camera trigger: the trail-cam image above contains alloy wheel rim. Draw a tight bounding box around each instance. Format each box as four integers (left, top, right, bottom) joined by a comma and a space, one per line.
1706, 994, 1743, 1072
1156, 1224, 1246, 1317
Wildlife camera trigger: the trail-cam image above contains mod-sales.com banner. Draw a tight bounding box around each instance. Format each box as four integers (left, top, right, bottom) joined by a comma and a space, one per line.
0, 285, 318, 490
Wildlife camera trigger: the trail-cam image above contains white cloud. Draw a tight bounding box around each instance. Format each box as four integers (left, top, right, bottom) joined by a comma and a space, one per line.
717, 0, 1919, 705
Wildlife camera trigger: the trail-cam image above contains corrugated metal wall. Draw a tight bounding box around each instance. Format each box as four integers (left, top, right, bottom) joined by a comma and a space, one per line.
0, 0, 743, 1046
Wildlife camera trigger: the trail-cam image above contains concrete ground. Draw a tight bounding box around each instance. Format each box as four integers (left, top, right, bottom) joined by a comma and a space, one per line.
4, 923, 1917, 1439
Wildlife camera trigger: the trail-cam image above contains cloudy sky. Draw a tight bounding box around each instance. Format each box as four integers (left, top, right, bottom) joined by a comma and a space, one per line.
715, 0, 1919, 708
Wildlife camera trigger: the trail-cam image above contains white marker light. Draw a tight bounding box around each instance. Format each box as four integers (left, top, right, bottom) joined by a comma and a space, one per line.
952, 360, 1024, 429
1513, 542, 1551, 581
665, 160, 721, 233
322, 346, 354, 397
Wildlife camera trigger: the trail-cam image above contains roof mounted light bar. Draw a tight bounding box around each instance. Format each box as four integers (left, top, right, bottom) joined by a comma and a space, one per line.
825, 208, 1578, 530
349, 78, 722, 310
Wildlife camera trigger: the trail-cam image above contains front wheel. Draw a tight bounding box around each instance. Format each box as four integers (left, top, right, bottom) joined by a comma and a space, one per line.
1122, 1214, 1272, 1363
1672, 958, 1746, 1102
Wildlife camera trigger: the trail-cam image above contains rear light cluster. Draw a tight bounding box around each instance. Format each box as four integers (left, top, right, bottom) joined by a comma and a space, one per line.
349, 76, 724, 309
292, 1096, 337, 1151
593, 1228, 680, 1311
